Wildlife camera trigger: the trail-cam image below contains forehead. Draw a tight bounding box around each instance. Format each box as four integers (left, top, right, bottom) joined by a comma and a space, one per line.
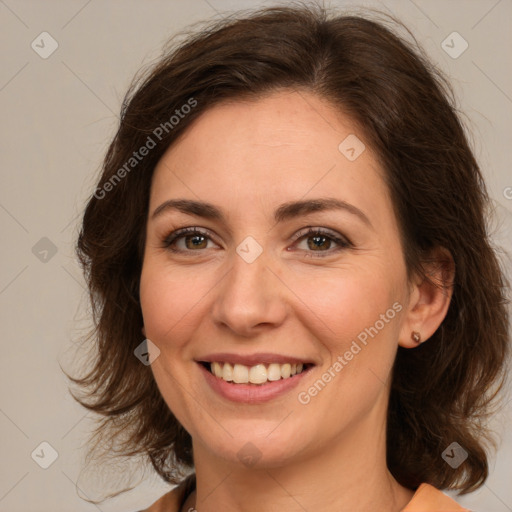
149, 89, 390, 225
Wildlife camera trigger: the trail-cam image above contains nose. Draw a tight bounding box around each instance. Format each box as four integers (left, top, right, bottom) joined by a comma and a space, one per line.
211, 245, 288, 337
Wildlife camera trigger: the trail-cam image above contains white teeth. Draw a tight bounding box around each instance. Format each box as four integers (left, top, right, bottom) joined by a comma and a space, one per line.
248, 364, 268, 384
281, 363, 291, 379
212, 362, 223, 378
267, 363, 282, 381
222, 362, 234, 381
208, 361, 308, 384
233, 364, 249, 383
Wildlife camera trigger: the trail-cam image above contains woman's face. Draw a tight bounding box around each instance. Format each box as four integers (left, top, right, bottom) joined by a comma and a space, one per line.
140, 89, 414, 468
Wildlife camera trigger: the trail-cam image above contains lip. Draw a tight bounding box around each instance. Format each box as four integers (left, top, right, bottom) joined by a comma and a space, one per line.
196, 352, 315, 366
197, 361, 315, 404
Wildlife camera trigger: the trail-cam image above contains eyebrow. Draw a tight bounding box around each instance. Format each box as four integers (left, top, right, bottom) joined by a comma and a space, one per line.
151, 197, 372, 228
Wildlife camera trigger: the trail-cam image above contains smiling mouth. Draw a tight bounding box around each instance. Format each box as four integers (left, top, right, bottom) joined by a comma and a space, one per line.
199, 361, 315, 385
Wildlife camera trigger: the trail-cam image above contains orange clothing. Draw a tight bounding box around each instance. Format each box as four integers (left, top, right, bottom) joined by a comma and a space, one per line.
401, 483, 470, 511
140, 474, 470, 512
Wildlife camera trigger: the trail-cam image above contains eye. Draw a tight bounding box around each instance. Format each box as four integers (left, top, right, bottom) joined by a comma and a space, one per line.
162, 227, 219, 252
290, 227, 352, 257
161, 226, 352, 256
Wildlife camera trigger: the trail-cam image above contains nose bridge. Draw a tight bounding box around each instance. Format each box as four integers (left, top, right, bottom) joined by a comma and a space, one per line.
211, 237, 286, 335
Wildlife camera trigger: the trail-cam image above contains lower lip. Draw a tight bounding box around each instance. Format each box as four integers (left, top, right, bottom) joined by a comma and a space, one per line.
197, 363, 313, 404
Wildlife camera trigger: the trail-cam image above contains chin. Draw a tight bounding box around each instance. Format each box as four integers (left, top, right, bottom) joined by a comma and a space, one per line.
195, 422, 315, 469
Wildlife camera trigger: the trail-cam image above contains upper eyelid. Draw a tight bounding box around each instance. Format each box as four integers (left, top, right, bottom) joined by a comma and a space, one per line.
164, 226, 351, 249
164, 226, 217, 243
290, 226, 348, 241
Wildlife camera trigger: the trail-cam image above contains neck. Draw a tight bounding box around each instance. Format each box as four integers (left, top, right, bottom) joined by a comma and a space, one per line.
186, 400, 415, 512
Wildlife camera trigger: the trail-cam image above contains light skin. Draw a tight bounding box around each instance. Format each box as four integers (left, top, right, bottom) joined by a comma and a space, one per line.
139, 89, 454, 512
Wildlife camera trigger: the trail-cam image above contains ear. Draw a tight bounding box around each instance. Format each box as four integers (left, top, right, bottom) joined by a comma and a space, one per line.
398, 247, 455, 348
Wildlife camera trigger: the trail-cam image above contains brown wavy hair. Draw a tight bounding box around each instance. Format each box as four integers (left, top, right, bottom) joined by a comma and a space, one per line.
65, 2, 510, 501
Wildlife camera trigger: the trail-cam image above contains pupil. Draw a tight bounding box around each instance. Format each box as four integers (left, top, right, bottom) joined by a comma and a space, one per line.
187, 235, 206, 249
309, 235, 329, 250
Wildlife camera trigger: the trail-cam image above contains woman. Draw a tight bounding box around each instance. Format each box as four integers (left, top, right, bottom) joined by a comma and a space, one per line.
68, 4, 510, 512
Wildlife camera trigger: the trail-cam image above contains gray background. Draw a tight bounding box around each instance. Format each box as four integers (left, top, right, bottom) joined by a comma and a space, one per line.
1, 0, 511, 511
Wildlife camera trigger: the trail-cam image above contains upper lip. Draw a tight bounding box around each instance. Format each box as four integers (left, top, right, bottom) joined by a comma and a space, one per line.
196, 352, 316, 366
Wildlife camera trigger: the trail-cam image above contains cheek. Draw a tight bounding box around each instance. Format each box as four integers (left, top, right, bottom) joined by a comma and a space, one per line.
291, 264, 402, 351
139, 259, 216, 346
293, 272, 404, 418
289, 280, 403, 442
139, 261, 206, 429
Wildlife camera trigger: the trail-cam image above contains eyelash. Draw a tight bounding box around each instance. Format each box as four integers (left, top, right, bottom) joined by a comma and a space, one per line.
162, 226, 352, 257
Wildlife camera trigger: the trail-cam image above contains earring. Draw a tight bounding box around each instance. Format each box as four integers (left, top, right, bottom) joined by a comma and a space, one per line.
411, 331, 421, 343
